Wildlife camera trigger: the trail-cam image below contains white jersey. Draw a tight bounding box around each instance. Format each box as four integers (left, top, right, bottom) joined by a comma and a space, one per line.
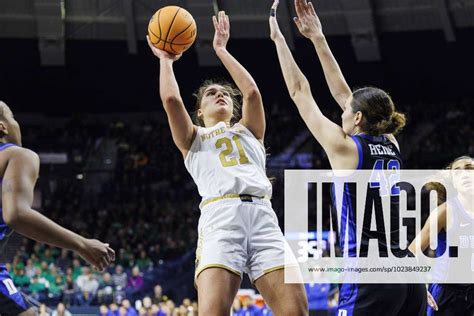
184, 121, 272, 205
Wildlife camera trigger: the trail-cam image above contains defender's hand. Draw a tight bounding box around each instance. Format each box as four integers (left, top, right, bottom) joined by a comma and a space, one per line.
269, 0, 284, 42
294, 0, 323, 40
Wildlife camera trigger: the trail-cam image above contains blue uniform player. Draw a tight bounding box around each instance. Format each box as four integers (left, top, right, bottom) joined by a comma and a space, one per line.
270, 0, 426, 314
0, 101, 115, 315
0, 196, 29, 315
410, 156, 474, 315
331, 134, 426, 315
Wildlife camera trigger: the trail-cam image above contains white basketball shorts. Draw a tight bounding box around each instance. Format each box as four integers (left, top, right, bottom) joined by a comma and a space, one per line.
194, 196, 298, 283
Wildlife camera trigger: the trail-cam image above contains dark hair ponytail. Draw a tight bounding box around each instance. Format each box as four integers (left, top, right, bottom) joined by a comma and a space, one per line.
370, 111, 406, 135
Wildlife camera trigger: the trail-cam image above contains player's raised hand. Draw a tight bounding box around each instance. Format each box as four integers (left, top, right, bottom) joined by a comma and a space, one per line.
294, 0, 323, 40
269, 0, 284, 41
146, 35, 182, 61
76, 238, 116, 271
213, 11, 230, 51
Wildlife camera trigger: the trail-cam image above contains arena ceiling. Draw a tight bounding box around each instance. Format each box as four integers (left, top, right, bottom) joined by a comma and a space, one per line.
0, 0, 473, 66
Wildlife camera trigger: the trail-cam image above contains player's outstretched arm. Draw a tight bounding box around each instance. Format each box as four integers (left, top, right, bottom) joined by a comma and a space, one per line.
212, 11, 265, 141
269, 0, 351, 161
147, 36, 196, 157
1, 147, 115, 271
408, 202, 447, 255
293, 0, 351, 110
408, 201, 445, 312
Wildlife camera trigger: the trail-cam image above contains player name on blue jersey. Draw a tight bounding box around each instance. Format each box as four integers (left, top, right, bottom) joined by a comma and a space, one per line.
368, 144, 397, 156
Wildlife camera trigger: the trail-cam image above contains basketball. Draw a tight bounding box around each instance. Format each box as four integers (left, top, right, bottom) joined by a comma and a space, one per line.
148, 6, 197, 55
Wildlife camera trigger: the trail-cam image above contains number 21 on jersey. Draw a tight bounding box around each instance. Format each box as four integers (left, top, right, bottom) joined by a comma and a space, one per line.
215, 135, 249, 167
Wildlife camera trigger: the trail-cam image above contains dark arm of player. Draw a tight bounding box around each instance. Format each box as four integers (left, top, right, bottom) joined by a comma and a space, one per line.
1, 149, 114, 270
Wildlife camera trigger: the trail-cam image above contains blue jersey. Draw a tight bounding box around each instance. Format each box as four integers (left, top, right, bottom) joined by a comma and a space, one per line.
0, 143, 17, 266
332, 134, 404, 257
0, 208, 13, 245
0, 209, 14, 266
432, 196, 474, 287
335, 136, 427, 316
428, 197, 474, 315
0, 142, 30, 313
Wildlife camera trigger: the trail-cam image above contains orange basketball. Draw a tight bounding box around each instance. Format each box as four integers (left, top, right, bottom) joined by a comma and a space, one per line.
148, 6, 197, 55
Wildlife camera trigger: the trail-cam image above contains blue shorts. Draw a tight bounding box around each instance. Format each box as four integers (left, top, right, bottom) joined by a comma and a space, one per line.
428, 284, 474, 316
0, 265, 29, 315
337, 283, 426, 316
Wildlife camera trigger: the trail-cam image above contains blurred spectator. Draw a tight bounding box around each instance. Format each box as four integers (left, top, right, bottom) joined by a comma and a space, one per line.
157, 304, 171, 316
136, 250, 152, 271
150, 304, 160, 315
176, 305, 188, 316
97, 272, 115, 304
122, 299, 138, 316
62, 275, 76, 306
40, 262, 56, 286
100, 304, 109, 316
72, 259, 82, 281
76, 267, 99, 305
191, 302, 198, 313
41, 248, 55, 265
12, 268, 30, 289
239, 296, 260, 315
152, 284, 164, 305
48, 275, 65, 305
56, 250, 71, 272
51, 303, 72, 316
25, 259, 36, 278
109, 303, 120, 316
182, 298, 191, 308
29, 274, 48, 301
113, 265, 128, 289
125, 266, 143, 302
142, 296, 152, 313
232, 298, 242, 315
38, 303, 49, 316
165, 300, 176, 314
